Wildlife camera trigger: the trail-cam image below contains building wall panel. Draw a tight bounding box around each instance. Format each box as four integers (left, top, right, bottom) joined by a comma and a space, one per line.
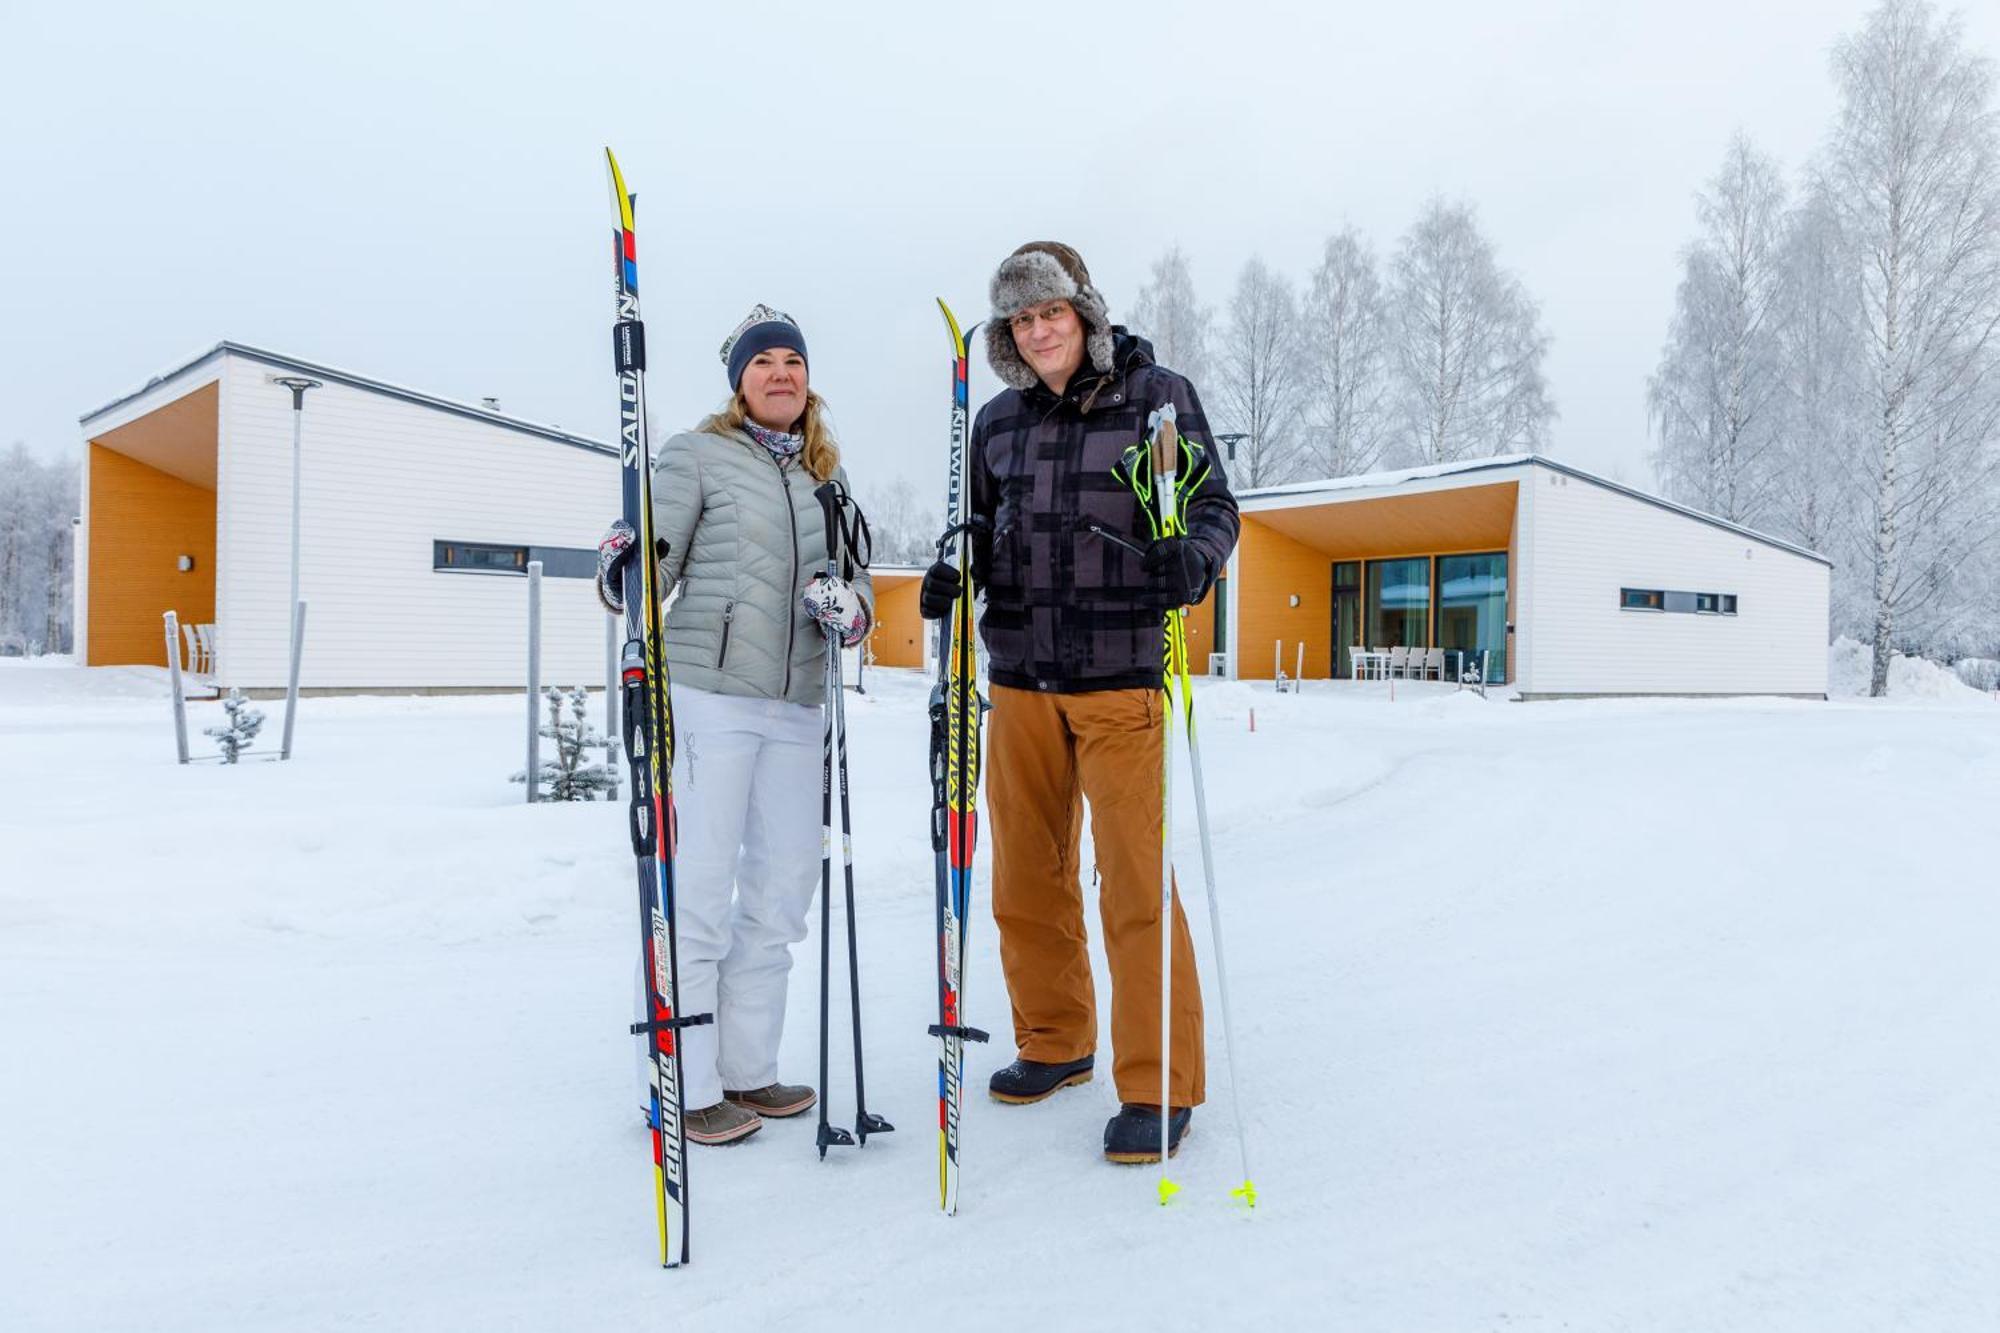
1522, 468, 1830, 696
216, 358, 616, 689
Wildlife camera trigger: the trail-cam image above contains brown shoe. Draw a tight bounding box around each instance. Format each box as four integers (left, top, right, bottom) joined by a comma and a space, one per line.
685, 1100, 763, 1144
724, 1082, 818, 1118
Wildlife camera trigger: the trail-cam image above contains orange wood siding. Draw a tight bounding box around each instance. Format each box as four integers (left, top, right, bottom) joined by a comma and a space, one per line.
86, 445, 216, 666
1181, 586, 1218, 671
1251, 481, 1518, 555
866, 574, 925, 669
1235, 518, 1329, 680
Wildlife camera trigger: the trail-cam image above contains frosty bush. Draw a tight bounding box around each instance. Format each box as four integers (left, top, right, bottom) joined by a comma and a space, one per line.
204, 689, 265, 763
513, 686, 618, 801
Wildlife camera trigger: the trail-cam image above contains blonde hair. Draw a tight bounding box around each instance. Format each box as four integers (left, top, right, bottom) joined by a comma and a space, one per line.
698, 388, 840, 483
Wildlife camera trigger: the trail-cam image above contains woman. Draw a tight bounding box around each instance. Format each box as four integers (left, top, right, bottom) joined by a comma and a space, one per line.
599, 304, 872, 1144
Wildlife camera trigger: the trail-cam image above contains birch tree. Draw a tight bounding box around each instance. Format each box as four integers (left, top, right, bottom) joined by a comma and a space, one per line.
1767, 184, 1866, 562
1648, 134, 1790, 526
1387, 198, 1554, 465
1128, 245, 1213, 387
1213, 257, 1304, 487
1824, 0, 2000, 695
1298, 227, 1392, 478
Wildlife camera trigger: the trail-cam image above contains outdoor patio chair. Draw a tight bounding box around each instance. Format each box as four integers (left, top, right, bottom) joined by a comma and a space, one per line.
1424, 647, 1445, 679
1387, 645, 1409, 679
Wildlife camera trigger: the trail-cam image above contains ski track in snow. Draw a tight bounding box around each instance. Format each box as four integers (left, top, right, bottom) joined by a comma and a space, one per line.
3, 661, 1997, 1331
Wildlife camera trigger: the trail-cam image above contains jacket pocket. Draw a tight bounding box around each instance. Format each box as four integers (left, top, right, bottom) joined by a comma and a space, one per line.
715, 599, 736, 668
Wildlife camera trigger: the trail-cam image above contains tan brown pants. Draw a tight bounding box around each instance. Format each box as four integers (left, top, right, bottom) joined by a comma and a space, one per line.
987, 685, 1205, 1108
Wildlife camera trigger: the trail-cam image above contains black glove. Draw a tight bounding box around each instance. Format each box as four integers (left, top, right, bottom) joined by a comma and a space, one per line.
1143, 536, 1216, 610
919, 559, 962, 620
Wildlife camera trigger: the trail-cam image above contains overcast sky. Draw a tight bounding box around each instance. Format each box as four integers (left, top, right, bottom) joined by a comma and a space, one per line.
5, 1, 1998, 501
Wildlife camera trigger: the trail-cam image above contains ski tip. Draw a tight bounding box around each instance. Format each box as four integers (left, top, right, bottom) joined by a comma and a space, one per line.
936, 298, 966, 353
1157, 1176, 1181, 1207
604, 148, 634, 231
1231, 1179, 1259, 1209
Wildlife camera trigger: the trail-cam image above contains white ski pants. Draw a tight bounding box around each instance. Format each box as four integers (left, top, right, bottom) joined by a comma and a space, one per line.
635, 685, 824, 1111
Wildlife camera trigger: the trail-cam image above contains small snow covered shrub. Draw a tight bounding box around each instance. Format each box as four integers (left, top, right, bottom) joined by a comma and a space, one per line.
513, 686, 619, 801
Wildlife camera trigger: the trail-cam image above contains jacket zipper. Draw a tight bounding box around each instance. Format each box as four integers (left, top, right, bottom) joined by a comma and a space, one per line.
1080, 518, 1147, 557
716, 599, 736, 668
768, 448, 801, 698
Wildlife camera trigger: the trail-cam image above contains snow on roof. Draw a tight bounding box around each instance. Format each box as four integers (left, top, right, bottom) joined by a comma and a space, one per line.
79, 341, 615, 456
1239, 454, 1535, 503
1238, 452, 1831, 568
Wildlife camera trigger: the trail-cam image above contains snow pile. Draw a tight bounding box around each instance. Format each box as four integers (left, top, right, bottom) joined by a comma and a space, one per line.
1827, 635, 1991, 701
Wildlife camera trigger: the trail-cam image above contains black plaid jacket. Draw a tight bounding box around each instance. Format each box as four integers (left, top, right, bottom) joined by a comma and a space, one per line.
968, 331, 1240, 694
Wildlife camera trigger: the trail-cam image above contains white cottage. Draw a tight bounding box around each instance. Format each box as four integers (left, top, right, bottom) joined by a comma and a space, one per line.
76, 342, 616, 693
1218, 455, 1831, 698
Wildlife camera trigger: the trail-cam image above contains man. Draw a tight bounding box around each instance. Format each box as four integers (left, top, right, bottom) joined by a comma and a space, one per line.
920, 242, 1240, 1162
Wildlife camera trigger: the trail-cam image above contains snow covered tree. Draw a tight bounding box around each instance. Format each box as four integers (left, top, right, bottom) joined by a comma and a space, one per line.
514, 686, 619, 801
1213, 257, 1305, 487
1823, 0, 2000, 695
1128, 245, 1214, 386
204, 689, 264, 763
1648, 134, 1790, 526
1767, 183, 1868, 564
856, 476, 939, 566
1298, 227, 1392, 479
1387, 198, 1555, 465
0, 444, 79, 656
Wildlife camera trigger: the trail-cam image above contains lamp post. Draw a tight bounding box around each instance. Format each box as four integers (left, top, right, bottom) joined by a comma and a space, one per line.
271, 375, 322, 758
1215, 432, 1248, 464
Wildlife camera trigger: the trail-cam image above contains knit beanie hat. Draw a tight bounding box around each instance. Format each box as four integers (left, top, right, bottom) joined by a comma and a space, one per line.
720, 304, 808, 391
984, 241, 1115, 391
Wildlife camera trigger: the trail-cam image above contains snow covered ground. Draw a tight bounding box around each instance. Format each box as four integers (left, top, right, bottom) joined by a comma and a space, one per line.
5, 659, 1997, 1331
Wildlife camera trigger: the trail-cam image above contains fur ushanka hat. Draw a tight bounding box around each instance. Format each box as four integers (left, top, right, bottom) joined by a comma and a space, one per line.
984, 241, 1115, 391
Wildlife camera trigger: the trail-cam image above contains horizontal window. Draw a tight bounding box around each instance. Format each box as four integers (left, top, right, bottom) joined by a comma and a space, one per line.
434, 541, 594, 578
1621, 587, 1739, 615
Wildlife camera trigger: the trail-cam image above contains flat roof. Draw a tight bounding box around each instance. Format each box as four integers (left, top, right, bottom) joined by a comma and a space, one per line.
1239, 453, 1832, 568
80, 341, 616, 457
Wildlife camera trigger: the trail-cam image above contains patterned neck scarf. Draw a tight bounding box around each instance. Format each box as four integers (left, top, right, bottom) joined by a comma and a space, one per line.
744, 419, 805, 460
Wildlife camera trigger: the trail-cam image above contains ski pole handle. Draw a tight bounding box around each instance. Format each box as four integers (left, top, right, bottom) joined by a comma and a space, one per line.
814, 481, 844, 568
1150, 402, 1179, 477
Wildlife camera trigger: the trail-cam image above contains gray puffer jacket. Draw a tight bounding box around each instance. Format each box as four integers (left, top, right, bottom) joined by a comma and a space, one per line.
651, 424, 873, 707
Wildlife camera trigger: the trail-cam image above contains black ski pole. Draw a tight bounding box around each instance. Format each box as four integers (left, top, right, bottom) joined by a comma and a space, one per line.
816, 565, 854, 1159
817, 481, 892, 1146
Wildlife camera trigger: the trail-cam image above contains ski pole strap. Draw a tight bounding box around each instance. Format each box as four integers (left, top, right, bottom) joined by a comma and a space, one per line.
813, 479, 873, 579
629, 1012, 716, 1035
932, 514, 990, 562
1113, 423, 1212, 538
926, 1023, 991, 1043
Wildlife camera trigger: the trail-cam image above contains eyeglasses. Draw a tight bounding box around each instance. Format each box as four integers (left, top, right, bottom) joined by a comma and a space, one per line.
1009, 301, 1074, 335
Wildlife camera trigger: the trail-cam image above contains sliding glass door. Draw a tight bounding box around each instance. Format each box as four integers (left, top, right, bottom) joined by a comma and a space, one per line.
1365, 558, 1430, 650
1435, 552, 1507, 682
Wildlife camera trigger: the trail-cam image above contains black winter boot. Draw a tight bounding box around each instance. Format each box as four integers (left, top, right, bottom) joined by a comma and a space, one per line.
1103, 1103, 1192, 1163
987, 1054, 1095, 1104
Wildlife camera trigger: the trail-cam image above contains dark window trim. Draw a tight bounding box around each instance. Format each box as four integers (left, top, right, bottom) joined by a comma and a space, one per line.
434, 540, 596, 579
1621, 587, 1740, 615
